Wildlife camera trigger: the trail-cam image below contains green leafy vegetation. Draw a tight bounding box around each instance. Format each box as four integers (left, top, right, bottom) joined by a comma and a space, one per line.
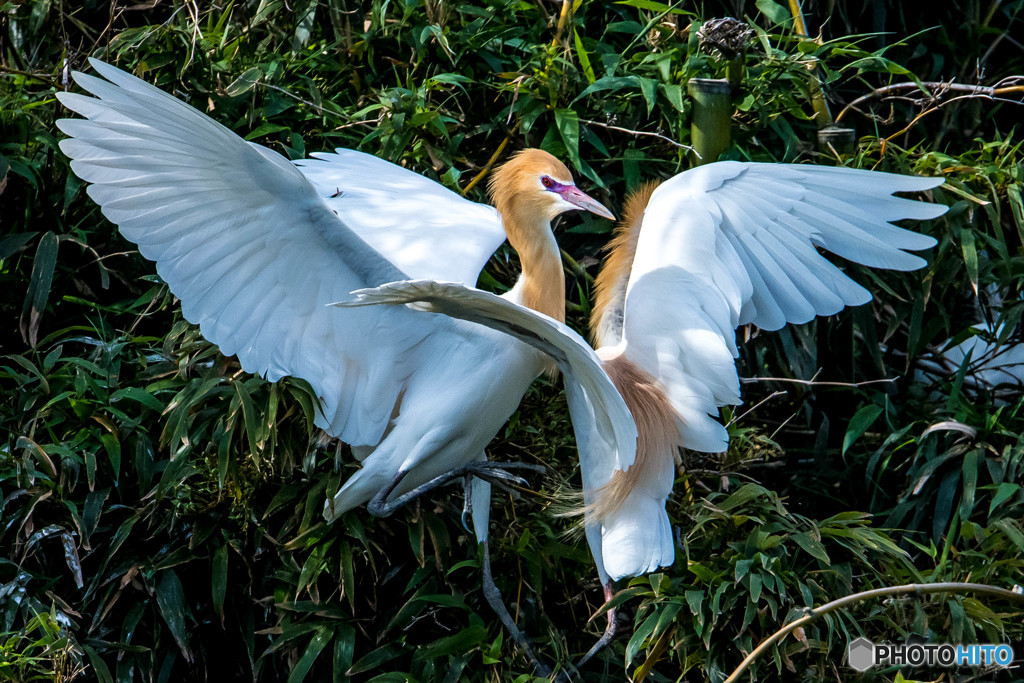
2, 1, 1023, 681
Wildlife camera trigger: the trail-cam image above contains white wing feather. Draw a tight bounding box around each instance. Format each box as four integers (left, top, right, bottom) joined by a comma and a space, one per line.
56, 59, 473, 447
621, 161, 946, 453
296, 150, 506, 284
338, 279, 639, 583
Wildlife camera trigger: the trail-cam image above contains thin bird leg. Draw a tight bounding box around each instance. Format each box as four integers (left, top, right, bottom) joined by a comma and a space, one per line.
460, 474, 474, 534
367, 461, 546, 518
481, 538, 556, 679
575, 581, 617, 668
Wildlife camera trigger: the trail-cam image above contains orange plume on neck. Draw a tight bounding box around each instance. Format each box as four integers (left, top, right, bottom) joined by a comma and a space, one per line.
489, 150, 571, 323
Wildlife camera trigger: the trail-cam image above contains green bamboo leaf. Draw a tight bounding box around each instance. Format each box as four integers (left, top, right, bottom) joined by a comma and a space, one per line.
233, 380, 260, 462
155, 570, 193, 662
82, 645, 114, 683
989, 482, 1021, 516
639, 77, 657, 114
1007, 184, 1024, 246
212, 544, 228, 618
573, 75, 641, 102
99, 433, 121, 483
749, 572, 763, 602
959, 447, 980, 519
614, 0, 690, 12
717, 483, 769, 511
959, 226, 979, 296
348, 644, 401, 675
554, 108, 581, 169
21, 231, 59, 347
420, 624, 488, 659
225, 67, 263, 97
842, 404, 883, 456
658, 83, 684, 112
244, 122, 290, 140
791, 532, 831, 563
933, 469, 961, 540
287, 627, 333, 683
573, 30, 595, 84
0, 231, 36, 260
110, 386, 165, 412
333, 624, 355, 677
624, 609, 660, 664
755, 0, 790, 24
339, 540, 356, 611
994, 518, 1024, 553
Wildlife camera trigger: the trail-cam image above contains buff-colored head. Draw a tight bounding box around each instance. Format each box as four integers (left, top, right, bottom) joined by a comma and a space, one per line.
488, 149, 615, 224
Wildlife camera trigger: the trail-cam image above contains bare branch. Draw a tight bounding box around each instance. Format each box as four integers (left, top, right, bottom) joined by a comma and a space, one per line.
579, 119, 696, 153
725, 582, 1024, 683
739, 376, 898, 388
836, 79, 1024, 123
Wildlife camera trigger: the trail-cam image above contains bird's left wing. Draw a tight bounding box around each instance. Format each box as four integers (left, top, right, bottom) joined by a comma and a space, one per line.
57, 59, 452, 447
339, 279, 638, 582
295, 151, 506, 285
609, 162, 946, 453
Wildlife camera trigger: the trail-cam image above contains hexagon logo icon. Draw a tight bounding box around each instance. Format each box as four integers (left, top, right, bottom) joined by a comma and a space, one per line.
848, 637, 875, 672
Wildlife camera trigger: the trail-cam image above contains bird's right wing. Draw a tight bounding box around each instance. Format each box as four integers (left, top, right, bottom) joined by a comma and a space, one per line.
339, 280, 637, 580
613, 161, 946, 453
295, 150, 506, 285
57, 59, 454, 446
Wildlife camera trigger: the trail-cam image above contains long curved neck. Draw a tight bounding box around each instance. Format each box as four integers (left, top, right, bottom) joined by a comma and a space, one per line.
502, 205, 565, 324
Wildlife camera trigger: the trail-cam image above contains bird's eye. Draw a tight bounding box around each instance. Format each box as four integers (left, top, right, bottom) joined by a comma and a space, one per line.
541, 176, 553, 189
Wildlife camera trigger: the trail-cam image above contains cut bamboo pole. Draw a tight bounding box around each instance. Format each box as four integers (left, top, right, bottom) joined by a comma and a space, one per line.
687, 78, 732, 165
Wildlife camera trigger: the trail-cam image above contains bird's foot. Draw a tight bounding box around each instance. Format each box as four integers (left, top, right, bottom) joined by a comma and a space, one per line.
482, 539, 572, 681
575, 582, 618, 668
368, 461, 546, 518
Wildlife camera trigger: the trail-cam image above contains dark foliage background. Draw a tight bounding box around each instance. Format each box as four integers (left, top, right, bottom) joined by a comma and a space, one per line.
2, 0, 1023, 681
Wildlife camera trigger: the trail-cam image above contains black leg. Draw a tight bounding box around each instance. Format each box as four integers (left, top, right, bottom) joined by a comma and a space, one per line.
576, 582, 617, 668
367, 461, 545, 518
482, 539, 562, 679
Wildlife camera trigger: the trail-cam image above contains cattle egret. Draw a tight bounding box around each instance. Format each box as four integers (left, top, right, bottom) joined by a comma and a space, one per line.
57, 58, 947, 669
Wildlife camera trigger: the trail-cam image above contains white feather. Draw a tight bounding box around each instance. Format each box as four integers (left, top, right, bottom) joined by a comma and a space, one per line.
590, 159, 945, 581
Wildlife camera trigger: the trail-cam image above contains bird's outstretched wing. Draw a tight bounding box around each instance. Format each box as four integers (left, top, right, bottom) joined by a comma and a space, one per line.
296, 150, 505, 285
603, 161, 946, 453
339, 279, 638, 582
57, 59, 464, 446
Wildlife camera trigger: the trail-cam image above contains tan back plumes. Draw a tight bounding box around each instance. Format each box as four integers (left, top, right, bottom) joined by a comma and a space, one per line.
590, 181, 661, 347
590, 353, 681, 522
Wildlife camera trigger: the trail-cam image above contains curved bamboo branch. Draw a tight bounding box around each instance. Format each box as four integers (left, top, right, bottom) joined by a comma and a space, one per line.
724, 582, 1024, 683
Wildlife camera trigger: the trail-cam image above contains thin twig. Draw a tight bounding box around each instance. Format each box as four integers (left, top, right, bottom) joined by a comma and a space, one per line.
836, 80, 1024, 123
0, 66, 56, 86
739, 376, 898, 388
256, 82, 347, 120
724, 582, 1024, 683
728, 390, 788, 426
579, 119, 696, 152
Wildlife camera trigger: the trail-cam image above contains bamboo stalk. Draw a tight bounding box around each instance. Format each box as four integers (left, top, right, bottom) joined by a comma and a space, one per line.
787, 0, 833, 128
687, 78, 732, 165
